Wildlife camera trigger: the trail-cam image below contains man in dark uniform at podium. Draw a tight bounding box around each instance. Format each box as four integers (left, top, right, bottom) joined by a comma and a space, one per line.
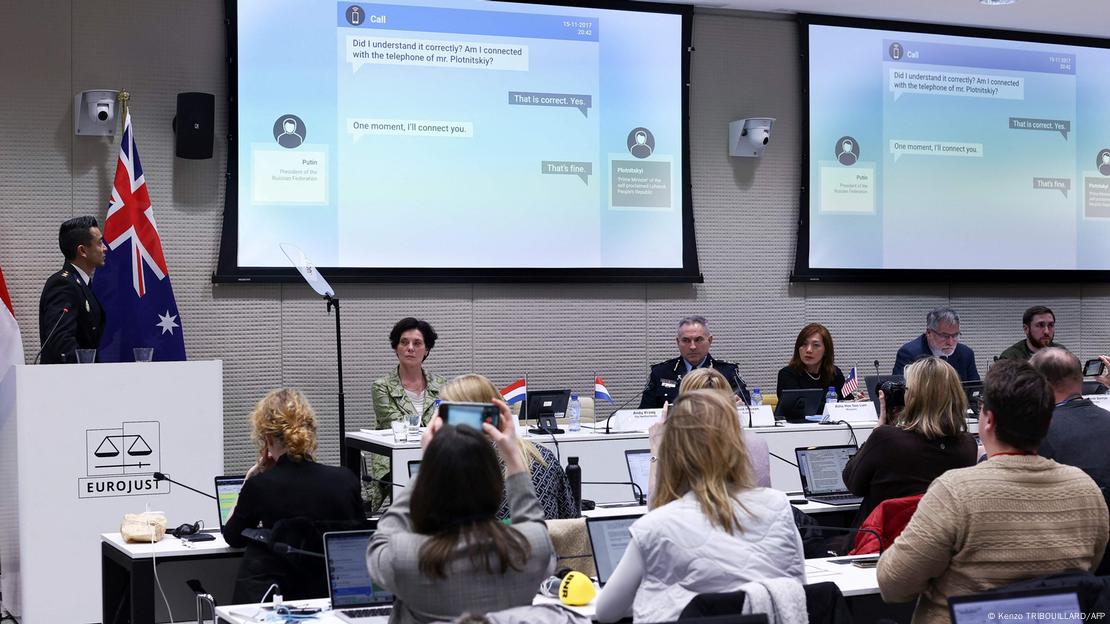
38, 216, 107, 364
638, 316, 749, 408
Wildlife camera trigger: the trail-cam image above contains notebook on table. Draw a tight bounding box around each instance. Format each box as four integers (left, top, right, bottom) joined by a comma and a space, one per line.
586, 514, 639, 586
794, 445, 864, 506
324, 530, 394, 623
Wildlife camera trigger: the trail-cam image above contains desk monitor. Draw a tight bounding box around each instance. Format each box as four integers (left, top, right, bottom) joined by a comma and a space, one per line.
586, 514, 639, 586
864, 374, 904, 417
523, 390, 571, 422
214, 476, 245, 531
949, 587, 1082, 624
775, 388, 826, 423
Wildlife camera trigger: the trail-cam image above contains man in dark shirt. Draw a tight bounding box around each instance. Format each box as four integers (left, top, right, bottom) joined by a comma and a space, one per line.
1032, 347, 1110, 573
638, 315, 748, 408
893, 306, 979, 382
37, 216, 107, 364
998, 305, 1065, 361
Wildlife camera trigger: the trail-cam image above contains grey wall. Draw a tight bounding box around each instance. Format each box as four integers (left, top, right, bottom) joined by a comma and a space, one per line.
3, 4, 1107, 472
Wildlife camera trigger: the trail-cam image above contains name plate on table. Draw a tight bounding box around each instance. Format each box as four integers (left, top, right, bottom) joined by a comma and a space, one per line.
821, 401, 877, 422
611, 408, 664, 432
1086, 394, 1110, 410
738, 405, 776, 427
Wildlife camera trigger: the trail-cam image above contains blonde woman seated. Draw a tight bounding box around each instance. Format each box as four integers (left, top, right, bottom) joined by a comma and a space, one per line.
439, 374, 578, 519
842, 356, 977, 525
679, 368, 771, 487
594, 390, 805, 623
366, 396, 554, 623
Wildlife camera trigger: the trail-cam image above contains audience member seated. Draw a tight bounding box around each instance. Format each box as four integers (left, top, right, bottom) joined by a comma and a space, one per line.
366, 400, 555, 624
998, 305, 1065, 361
439, 373, 578, 520
680, 367, 771, 487
894, 306, 979, 382
222, 389, 365, 603
594, 390, 805, 623
777, 323, 847, 402
877, 360, 1109, 624
368, 317, 447, 508
1032, 347, 1110, 574
842, 356, 976, 526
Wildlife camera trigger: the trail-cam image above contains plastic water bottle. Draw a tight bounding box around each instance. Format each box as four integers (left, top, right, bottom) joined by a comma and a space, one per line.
567, 394, 581, 432
750, 388, 763, 407
825, 386, 838, 405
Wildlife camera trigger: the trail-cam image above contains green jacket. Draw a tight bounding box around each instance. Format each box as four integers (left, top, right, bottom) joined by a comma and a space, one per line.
371, 366, 446, 429
998, 339, 1066, 362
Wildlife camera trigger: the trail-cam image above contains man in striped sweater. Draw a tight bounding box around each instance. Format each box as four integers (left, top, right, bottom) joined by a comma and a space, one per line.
876, 359, 1108, 624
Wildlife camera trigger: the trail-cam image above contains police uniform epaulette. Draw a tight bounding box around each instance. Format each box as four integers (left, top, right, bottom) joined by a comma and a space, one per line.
713, 358, 737, 366
60, 270, 69, 277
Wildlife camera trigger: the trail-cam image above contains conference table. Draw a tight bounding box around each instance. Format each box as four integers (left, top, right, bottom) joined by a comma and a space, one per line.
212, 554, 882, 623
345, 419, 889, 504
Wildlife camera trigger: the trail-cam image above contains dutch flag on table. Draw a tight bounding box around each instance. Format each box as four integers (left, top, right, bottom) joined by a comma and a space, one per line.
841, 367, 859, 397
500, 378, 527, 405
1, 265, 24, 379
594, 376, 613, 402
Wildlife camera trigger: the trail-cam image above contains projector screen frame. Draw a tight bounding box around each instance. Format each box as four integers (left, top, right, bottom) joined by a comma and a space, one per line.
214, 0, 699, 284
792, 13, 1110, 284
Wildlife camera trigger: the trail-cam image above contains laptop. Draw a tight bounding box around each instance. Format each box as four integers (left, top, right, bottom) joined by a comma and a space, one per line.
214, 475, 245, 531
794, 445, 864, 506
407, 460, 420, 479
949, 587, 1082, 624
586, 514, 639, 585
624, 449, 651, 505
775, 388, 826, 422
324, 530, 394, 623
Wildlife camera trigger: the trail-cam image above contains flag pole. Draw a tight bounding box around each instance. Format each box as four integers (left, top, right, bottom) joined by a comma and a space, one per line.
117, 90, 129, 127
593, 371, 598, 429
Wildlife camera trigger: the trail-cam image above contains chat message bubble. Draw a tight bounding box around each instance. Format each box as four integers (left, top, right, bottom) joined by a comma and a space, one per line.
889, 68, 1023, 102
889, 140, 984, 162
1033, 177, 1071, 198
541, 160, 592, 184
508, 91, 592, 117
1009, 117, 1070, 140
346, 36, 528, 73
347, 119, 474, 142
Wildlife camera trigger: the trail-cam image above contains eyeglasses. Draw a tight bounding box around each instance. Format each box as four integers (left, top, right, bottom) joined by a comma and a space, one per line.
928, 328, 961, 340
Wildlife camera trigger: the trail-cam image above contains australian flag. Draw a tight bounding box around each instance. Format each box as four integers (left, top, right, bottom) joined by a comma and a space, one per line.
92, 112, 186, 362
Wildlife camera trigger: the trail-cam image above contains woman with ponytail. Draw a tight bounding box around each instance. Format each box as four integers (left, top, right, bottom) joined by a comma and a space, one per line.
222, 388, 365, 602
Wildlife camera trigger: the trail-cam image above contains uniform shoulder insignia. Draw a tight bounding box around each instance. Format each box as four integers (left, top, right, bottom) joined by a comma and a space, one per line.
714, 359, 738, 366
60, 271, 69, 277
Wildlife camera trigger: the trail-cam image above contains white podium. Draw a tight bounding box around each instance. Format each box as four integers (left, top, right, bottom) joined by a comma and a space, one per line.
0, 360, 223, 624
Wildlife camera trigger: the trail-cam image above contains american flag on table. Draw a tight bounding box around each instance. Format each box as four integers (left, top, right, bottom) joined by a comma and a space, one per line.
500, 378, 527, 405
841, 366, 859, 396
91, 112, 186, 362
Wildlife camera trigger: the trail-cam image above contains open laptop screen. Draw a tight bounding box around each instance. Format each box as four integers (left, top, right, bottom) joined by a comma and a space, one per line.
214, 476, 245, 530
949, 588, 1082, 624
795, 446, 856, 496
586, 515, 638, 585
324, 530, 394, 609
625, 449, 651, 503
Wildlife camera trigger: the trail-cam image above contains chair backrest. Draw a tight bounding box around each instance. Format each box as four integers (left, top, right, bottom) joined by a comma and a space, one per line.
679, 582, 849, 624
849, 493, 924, 555
547, 517, 595, 578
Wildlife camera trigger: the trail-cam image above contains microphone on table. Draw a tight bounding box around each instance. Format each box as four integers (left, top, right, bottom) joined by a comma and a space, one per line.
153, 471, 217, 500
540, 570, 596, 606
733, 369, 753, 428
873, 360, 880, 377
604, 379, 652, 434
581, 480, 646, 506
273, 542, 325, 559
33, 307, 69, 364
361, 475, 405, 489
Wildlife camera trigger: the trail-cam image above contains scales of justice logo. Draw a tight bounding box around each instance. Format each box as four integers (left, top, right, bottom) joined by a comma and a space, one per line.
78, 421, 170, 498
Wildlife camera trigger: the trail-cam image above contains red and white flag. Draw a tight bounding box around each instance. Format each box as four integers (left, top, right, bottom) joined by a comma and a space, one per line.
0, 265, 25, 378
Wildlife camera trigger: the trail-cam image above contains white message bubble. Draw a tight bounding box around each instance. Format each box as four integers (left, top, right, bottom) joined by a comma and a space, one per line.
889, 68, 1024, 102
346, 36, 528, 73
347, 119, 474, 142
889, 140, 984, 162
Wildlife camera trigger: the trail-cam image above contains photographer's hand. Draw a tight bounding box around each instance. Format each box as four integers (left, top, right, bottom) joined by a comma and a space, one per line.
483, 399, 527, 477
877, 390, 888, 426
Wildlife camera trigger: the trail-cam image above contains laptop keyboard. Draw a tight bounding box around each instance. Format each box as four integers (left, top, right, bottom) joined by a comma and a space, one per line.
340, 607, 392, 617
815, 493, 859, 501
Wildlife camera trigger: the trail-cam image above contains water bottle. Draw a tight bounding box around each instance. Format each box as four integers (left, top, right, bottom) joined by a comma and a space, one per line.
750, 388, 763, 407
567, 394, 581, 432
566, 456, 582, 513
825, 386, 838, 405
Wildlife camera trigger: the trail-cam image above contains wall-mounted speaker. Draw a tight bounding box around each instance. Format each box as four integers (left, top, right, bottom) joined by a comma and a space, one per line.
173, 92, 215, 159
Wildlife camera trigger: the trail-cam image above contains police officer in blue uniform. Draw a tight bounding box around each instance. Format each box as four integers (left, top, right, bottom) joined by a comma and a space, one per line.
638, 316, 749, 409
38, 216, 107, 364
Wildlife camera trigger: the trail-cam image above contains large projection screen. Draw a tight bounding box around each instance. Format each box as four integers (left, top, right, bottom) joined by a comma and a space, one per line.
794, 14, 1110, 283
215, 0, 698, 283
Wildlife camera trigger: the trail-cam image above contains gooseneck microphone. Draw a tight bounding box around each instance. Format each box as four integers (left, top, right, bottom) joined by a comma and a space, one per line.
873, 360, 881, 377
604, 379, 653, 434
273, 542, 325, 558
153, 472, 217, 500
361, 475, 405, 489
33, 307, 69, 364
